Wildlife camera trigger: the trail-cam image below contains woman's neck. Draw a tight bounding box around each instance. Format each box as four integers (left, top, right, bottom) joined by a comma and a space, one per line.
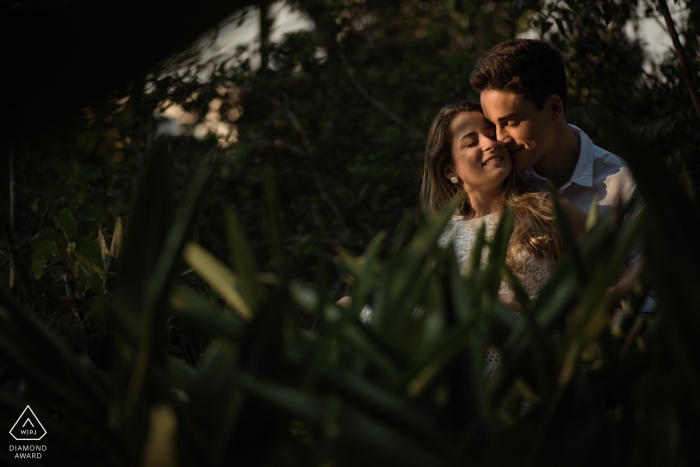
464, 184, 503, 219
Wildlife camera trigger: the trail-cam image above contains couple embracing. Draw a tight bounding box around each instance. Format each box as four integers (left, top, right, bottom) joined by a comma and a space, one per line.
422, 39, 638, 314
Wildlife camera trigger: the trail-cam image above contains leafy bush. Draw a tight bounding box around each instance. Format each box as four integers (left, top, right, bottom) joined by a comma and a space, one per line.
2, 1, 699, 465
1, 114, 699, 466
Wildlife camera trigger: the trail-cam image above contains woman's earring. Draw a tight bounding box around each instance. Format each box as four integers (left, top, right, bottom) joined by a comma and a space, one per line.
449, 177, 467, 213
449, 178, 461, 199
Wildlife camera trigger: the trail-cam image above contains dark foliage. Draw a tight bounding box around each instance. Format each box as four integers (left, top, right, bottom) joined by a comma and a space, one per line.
0, 1, 699, 464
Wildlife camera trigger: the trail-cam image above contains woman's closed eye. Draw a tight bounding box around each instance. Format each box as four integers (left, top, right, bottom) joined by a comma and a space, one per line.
505, 120, 520, 128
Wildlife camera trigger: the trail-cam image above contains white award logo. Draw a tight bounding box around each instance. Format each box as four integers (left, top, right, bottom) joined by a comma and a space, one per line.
9, 406, 47, 441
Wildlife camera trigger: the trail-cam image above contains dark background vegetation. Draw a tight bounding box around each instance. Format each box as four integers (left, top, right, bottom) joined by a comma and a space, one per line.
3, 0, 699, 289
1, 0, 699, 464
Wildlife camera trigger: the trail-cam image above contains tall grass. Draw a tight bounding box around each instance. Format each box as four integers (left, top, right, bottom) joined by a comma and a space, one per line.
1, 118, 699, 466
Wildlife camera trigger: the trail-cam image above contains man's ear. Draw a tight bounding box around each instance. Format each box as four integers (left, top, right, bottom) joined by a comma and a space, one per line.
547, 95, 564, 121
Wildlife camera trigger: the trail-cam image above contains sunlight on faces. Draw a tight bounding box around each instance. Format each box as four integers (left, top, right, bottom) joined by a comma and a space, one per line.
480, 90, 558, 172
445, 111, 511, 194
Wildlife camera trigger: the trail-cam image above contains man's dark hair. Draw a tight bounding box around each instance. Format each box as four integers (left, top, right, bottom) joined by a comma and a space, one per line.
470, 39, 568, 114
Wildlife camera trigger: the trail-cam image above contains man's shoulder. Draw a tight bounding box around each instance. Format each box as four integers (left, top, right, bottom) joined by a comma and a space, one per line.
590, 144, 628, 171
575, 127, 636, 202
574, 125, 631, 175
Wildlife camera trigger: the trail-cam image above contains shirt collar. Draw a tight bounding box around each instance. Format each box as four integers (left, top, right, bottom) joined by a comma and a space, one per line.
524, 124, 593, 190
567, 124, 593, 188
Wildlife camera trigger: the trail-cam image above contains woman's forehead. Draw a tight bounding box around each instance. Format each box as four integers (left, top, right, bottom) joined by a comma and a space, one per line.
450, 111, 488, 137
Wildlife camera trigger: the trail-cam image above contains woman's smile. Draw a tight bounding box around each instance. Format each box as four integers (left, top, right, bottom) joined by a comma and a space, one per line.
483, 156, 505, 166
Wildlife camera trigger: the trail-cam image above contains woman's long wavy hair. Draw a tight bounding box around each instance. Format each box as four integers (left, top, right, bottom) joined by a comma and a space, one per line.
420, 100, 562, 273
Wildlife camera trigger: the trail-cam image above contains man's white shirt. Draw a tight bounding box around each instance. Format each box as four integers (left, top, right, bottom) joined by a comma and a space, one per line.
522, 124, 637, 216
521, 124, 655, 312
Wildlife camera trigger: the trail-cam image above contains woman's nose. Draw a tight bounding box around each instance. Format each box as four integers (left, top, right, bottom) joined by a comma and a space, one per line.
481, 134, 501, 151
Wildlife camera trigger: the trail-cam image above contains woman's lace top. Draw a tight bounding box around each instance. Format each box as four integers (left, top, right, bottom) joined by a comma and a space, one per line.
361, 213, 556, 382
440, 213, 556, 381
439, 214, 554, 296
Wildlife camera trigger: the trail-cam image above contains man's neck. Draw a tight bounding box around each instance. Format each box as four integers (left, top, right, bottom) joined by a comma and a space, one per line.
533, 124, 581, 190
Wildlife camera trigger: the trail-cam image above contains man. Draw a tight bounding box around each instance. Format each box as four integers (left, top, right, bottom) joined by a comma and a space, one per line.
469, 39, 635, 217
470, 38, 654, 325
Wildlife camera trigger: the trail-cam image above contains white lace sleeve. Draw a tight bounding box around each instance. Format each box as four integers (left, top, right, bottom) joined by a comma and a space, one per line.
438, 217, 459, 249
514, 255, 555, 296
447, 214, 499, 275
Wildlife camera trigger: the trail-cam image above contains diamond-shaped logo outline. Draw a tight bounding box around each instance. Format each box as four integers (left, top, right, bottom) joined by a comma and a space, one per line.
9, 406, 46, 441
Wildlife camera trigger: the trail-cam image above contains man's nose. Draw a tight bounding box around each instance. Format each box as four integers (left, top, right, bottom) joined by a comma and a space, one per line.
496, 126, 513, 144
493, 139, 509, 150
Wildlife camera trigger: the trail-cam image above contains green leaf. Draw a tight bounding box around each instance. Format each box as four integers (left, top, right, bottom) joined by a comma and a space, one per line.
75, 235, 104, 279
289, 281, 318, 313
322, 369, 449, 452
585, 193, 599, 232
466, 206, 513, 303
444, 243, 476, 323
501, 265, 530, 314
183, 242, 252, 321
0, 310, 115, 451
111, 216, 124, 259
464, 223, 487, 278
166, 356, 197, 393
223, 201, 264, 310
262, 167, 287, 278
401, 320, 479, 396
333, 403, 453, 467
58, 208, 77, 240
169, 282, 243, 341
241, 375, 453, 466
188, 339, 241, 464
240, 373, 324, 424
340, 322, 401, 383
0, 291, 109, 409
348, 230, 385, 320
550, 191, 586, 283
371, 198, 461, 343
118, 137, 176, 319
115, 142, 218, 454
30, 228, 58, 279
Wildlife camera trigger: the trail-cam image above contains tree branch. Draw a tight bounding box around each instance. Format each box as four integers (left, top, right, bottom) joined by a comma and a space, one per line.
281, 97, 347, 227
657, 0, 700, 122
337, 45, 421, 134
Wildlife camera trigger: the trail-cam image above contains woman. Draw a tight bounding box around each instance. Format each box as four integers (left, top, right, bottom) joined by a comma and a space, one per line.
345, 101, 585, 328
422, 100, 585, 298
422, 100, 585, 379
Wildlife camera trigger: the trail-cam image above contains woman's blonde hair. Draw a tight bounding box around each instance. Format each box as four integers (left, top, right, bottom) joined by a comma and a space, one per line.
419, 100, 562, 272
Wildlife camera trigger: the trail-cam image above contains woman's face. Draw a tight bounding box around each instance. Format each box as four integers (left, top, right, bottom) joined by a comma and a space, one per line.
445, 111, 512, 194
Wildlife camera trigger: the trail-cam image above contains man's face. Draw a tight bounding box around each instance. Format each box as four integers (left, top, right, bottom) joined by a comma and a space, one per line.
480, 90, 555, 172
